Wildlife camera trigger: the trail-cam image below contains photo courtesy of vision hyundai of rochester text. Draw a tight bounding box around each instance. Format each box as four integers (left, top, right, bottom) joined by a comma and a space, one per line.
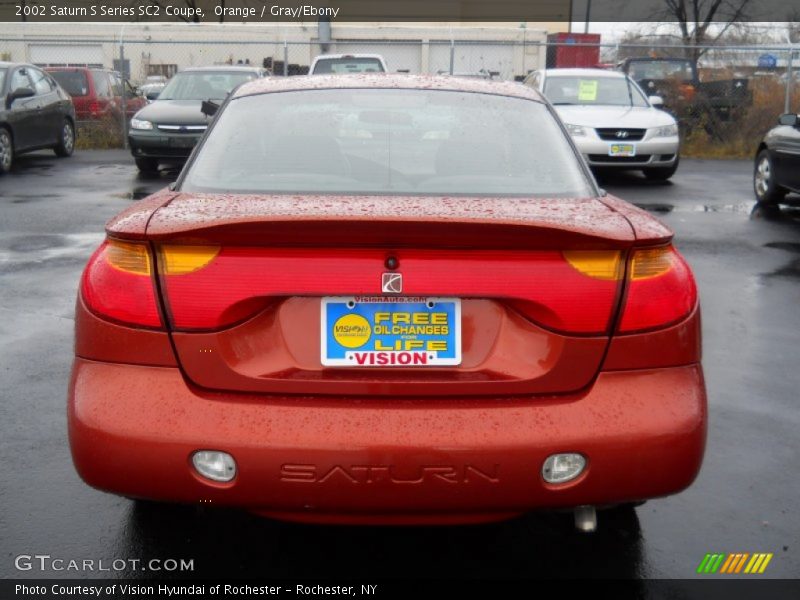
68, 74, 706, 530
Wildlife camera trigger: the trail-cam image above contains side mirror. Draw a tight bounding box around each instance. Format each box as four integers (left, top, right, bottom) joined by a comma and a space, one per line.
778, 113, 799, 127
649, 95, 665, 108
201, 99, 219, 117
145, 90, 160, 101
6, 87, 35, 109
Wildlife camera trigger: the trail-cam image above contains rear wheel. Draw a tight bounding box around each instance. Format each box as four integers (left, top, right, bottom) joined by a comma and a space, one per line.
135, 157, 159, 173
54, 119, 75, 157
0, 128, 13, 174
643, 158, 679, 181
754, 149, 787, 204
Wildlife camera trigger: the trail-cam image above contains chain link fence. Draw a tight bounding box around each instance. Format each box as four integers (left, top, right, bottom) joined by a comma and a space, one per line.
0, 26, 797, 156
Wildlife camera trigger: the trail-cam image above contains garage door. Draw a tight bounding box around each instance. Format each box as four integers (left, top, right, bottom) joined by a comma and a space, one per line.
332, 41, 422, 74
29, 44, 105, 68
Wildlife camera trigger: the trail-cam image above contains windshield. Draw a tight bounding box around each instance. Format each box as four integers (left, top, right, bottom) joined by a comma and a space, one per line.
157, 71, 256, 101
49, 70, 89, 96
544, 76, 648, 107
181, 89, 593, 197
313, 58, 385, 74
628, 60, 694, 82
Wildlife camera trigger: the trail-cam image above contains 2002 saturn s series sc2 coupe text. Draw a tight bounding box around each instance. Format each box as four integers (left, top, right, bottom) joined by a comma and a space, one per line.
68, 75, 706, 529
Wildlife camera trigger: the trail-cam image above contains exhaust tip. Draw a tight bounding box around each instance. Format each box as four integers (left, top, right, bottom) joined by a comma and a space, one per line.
574, 505, 597, 533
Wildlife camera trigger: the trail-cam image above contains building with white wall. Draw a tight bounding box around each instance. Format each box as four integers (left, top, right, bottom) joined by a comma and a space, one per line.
0, 21, 552, 82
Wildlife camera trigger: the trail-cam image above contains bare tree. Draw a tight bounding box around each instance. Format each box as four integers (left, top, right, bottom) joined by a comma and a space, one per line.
660, 0, 753, 62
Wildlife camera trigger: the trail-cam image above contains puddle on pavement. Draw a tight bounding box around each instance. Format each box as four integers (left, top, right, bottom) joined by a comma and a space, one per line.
2, 193, 63, 204
764, 242, 800, 254
634, 202, 800, 223
764, 258, 800, 280
111, 188, 154, 201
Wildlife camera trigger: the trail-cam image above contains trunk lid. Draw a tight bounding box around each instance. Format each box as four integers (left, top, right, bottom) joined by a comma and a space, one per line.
144, 193, 636, 396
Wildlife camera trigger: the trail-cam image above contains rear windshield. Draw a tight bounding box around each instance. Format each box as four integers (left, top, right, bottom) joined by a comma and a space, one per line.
49, 70, 89, 96
544, 76, 648, 107
313, 58, 385, 74
158, 71, 257, 101
181, 89, 593, 197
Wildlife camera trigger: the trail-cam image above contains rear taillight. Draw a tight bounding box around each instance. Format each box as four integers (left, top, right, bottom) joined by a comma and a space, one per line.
88, 99, 104, 117
81, 239, 162, 328
618, 245, 697, 333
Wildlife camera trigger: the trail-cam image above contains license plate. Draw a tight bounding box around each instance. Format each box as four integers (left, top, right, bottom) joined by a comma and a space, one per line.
608, 143, 636, 157
169, 136, 198, 148
321, 297, 461, 367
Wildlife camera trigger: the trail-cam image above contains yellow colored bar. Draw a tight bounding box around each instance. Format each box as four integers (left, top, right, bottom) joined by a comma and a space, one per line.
758, 554, 773, 574
720, 554, 736, 574
744, 554, 761, 573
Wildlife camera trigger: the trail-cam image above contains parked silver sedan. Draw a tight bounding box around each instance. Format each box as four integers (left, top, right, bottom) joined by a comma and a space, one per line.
525, 68, 680, 180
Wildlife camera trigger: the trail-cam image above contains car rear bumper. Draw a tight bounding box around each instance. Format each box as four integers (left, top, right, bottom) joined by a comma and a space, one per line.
68, 359, 706, 524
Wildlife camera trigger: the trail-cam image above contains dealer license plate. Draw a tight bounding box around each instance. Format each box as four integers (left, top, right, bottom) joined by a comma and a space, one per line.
321, 297, 461, 367
608, 143, 636, 157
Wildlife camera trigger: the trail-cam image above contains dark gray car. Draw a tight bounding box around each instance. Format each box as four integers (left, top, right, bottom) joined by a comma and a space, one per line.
128, 66, 268, 173
754, 113, 800, 204
0, 62, 76, 174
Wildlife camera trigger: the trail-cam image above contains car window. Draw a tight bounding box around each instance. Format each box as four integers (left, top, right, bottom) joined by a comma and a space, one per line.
49, 70, 89, 96
109, 73, 123, 97
91, 71, 110, 97
543, 76, 648, 107
0, 68, 6, 92
157, 71, 256, 101
628, 61, 694, 82
9, 68, 32, 92
312, 58, 385, 74
181, 89, 594, 197
29, 68, 53, 95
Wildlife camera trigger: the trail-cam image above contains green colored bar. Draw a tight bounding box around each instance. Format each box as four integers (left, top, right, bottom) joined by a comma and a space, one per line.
710, 554, 726, 573
697, 554, 713, 574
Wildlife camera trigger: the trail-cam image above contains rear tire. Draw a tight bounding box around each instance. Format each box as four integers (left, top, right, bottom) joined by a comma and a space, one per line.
135, 157, 159, 173
643, 158, 679, 181
54, 119, 75, 157
754, 149, 787, 205
0, 128, 13, 174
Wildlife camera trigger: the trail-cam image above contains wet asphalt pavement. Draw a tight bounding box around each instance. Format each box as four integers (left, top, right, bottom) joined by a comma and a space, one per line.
0, 151, 798, 580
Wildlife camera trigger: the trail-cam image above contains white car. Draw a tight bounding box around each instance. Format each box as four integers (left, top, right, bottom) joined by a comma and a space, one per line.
525, 68, 680, 180
309, 54, 388, 75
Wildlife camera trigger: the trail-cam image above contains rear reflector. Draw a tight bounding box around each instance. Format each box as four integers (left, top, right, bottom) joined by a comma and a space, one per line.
81, 239, 162, 328
619, 245, 697, 333
160, 245, 220, 275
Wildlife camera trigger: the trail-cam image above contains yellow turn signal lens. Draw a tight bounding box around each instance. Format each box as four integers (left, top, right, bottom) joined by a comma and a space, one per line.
563, 250, 623, 280
160, 245, 220, 275
630, 246, 674, 280
105, 239, 151, 275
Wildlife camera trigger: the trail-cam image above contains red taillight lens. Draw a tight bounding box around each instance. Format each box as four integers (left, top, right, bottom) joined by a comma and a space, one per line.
618, 245, 697, 334
88, 100, 102, 116
81, 239, 162, 328
158, 247, 625, 334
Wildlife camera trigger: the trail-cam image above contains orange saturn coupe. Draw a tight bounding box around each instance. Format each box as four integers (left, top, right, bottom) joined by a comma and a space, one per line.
68, 75, 706, 529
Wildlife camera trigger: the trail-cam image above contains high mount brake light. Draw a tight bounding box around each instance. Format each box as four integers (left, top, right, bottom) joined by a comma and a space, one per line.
81, 239, 162, 328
